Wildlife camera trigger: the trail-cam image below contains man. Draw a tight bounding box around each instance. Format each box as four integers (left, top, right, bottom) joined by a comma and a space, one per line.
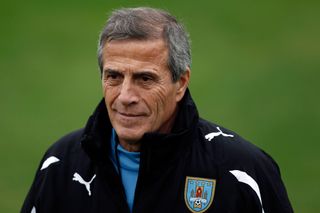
22, 7, 293, 213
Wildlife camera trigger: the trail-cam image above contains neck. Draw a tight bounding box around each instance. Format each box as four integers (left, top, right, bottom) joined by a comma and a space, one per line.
119, 140, 141, 152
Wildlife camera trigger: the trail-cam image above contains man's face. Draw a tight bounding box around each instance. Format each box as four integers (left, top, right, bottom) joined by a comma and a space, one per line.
101, 39, 189, 151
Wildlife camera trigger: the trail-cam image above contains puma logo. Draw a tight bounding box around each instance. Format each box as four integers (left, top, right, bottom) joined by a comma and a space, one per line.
72, 172, 96, 196
205, 127, 234, 141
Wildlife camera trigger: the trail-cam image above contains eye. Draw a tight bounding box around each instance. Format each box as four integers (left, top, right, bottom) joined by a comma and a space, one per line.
107, 72, 120, 79
141, 75, 153, 82
135, 72, 158, 87
103, 70, 120, 79
103, 70, 123, 85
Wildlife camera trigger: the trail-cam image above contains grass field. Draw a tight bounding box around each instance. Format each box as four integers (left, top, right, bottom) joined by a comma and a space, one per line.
0, 0, 319, 212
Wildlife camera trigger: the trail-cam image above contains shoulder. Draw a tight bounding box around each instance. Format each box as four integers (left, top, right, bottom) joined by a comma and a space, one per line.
21, 128, 92, 212
196, 118, 279, 174
37, 128, 87, 173
45, 128, 84, 156
196, 119, 293, 212
33, 128, 90, 186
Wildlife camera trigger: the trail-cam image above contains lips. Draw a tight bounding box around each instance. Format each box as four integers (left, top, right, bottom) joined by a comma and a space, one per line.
118, 111, 143, 117
115, 111, 146, 126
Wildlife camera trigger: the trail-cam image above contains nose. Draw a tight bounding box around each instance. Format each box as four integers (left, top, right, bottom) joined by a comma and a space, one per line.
117, 79, 139, 106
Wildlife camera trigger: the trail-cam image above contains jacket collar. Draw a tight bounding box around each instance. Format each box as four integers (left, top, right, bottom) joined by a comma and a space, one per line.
81, 88, 199, 165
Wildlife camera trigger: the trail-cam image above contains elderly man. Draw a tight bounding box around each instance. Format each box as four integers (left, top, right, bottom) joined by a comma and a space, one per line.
22, 7, 293, 213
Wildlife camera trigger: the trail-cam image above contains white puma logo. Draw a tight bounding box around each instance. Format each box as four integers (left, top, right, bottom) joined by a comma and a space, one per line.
205, 127, 234, 141
72, 172, 96, 196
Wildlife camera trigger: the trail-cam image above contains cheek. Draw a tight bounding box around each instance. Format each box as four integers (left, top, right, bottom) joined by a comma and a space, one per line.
151, 86, 177, 117
102, 81, 108, 96
102, 84, 117, 107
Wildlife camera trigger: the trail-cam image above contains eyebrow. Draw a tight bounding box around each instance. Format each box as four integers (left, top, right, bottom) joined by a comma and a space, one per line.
103, 68, 120, 74
104, 68, 158, 77
133, 70, 159, 80
102, 69, 123, 79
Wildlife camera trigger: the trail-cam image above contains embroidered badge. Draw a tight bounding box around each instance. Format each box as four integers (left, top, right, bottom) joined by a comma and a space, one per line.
185, 176, 216, 213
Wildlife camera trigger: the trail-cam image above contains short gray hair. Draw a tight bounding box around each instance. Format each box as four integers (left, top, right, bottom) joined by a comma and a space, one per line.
97, 7, 191, 82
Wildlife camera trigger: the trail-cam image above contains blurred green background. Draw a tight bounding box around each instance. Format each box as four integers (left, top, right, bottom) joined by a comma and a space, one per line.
0, 0, 319, 212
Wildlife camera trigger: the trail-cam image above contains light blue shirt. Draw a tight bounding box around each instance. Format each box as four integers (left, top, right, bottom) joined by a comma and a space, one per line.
110, 129, 140, 212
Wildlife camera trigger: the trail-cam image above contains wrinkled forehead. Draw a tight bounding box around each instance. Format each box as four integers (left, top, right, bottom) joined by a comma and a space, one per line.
102, 38, 169, 62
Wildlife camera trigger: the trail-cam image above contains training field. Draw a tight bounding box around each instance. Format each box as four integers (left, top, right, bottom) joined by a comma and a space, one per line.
0, 1, 319, 212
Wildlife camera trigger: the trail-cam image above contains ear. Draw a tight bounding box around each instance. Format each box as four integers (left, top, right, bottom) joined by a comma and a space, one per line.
175, 67, 190, 102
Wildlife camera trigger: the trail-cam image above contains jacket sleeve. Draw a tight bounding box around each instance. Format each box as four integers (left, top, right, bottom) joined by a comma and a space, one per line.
20, 151, 61, 213
258, 151, 293, 212
21, 155, 46, 213
231, 150, 294, 213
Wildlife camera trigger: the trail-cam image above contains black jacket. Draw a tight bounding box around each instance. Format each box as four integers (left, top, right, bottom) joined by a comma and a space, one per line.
22, 90, 293, 212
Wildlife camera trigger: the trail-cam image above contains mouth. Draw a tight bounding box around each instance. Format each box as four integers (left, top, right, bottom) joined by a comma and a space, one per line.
117, 111, 146, 118
112, 109, 147, 127
119, 112, 140, 117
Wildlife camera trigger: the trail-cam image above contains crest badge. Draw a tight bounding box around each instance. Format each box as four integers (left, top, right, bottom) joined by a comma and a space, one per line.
184, 176, 216, 213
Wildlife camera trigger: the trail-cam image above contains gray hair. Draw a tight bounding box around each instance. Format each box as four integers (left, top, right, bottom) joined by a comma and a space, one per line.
97, 7, 191, 82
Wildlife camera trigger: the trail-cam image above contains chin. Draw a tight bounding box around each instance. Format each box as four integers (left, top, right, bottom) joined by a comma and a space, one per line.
116, 127, 145, 143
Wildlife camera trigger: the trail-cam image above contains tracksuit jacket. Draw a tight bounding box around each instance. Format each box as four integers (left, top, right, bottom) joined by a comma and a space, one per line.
21, 89, 293, 212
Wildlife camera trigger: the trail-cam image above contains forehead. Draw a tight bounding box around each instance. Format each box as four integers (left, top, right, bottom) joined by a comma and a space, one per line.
102, 39, 168, 68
